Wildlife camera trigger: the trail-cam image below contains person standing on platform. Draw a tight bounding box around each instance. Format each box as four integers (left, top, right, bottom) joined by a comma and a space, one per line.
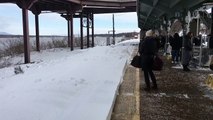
170, 33, 182, 63
139, 30, 158, 91
182, 32, 193, 71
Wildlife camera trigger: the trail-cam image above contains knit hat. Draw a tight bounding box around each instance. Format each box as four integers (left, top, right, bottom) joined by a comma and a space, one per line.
145, 30, 153, 37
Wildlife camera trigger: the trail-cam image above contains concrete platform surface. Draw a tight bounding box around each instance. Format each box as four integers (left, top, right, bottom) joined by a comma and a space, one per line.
111, 51, 140, 120
111, 49, 213, 120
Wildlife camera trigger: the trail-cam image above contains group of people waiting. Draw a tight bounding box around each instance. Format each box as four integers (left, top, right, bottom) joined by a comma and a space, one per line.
169, 32, 194, 71
138, 30, 194, 91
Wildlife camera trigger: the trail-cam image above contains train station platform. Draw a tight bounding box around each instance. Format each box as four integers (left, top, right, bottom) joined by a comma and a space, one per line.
110, 48, 213, 120
111, 49, 140, 120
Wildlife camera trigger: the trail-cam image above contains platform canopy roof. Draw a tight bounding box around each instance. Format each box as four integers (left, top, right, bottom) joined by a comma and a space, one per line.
137, 0, 213, 30
0, 0, 136, 14
81, 0, 136, 13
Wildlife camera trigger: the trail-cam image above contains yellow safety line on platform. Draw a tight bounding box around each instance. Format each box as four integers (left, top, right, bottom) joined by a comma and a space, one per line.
133, 68, 140, 120
206, 74, 213, 88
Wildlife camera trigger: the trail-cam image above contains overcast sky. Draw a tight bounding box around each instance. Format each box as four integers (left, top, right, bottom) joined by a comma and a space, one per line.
0, 3, 140, 35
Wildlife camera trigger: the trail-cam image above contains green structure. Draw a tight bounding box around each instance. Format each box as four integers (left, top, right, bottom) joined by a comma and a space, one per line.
137, 0, 213, 31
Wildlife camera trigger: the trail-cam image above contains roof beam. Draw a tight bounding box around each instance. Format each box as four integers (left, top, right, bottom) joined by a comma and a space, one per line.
82, 1, 120, 7
143, 0, 159, 27
153, 0, 158, 6
165, 0, 207, 18
187, 0, 207, 9
0, 0, 16, 3
139, 12, 148, 17
140, 14, 158, 21
120, 1, 136, 7
169, 0, 181, 8
140, 0, 169, 13
27, 0, 39, 9
82, 0, 136, 7
65, 0, 81, 4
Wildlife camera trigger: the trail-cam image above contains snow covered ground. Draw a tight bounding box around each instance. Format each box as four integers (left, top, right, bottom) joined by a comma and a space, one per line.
0, 39, 139, 120
0, 36, 124, 50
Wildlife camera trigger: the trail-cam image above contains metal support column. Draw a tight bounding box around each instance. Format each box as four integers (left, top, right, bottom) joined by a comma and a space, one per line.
80, 13, 83, 49
92, 13, 94, 47
87, 13, 90, 48
197, 17, 202, 66
67, 19, 71, 47
211, 8, 213, 35
22, 7, 30, 63
163, 15, 168, 55
35, 13, 40, 52
112, 14, 115, 44
70, 14, 74, 51
209, 7, 213, 51
181, 9, 187, 64
196, 18, 200, 36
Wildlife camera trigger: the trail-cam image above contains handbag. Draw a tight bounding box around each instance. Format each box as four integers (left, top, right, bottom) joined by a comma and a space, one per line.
131, 54, 142, 68
152, 55, 163, 71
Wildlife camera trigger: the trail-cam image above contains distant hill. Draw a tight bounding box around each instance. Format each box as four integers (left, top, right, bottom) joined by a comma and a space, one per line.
0, 32, 12, 35
94, 32, 139, 37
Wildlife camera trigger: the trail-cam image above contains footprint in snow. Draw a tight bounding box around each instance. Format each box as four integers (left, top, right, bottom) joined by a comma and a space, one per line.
74, 79, 86, 86
34, 79, 42, 83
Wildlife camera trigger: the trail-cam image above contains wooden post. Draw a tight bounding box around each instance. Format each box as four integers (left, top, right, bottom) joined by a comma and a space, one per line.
70, 13, 74, 51
19, 0, 38, 63
35, 13, 40, 52
92, 13, 94, 47
67, 18, 71, 47
62, 12, 74, 51
22, 7, 30, 63
80, 12, 83, 49
87, 13, 90, 48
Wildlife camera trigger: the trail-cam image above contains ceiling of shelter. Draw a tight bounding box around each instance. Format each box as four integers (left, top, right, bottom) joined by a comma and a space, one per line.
0, 0, 81, 14
0, 0, 137, 14
137, 0, 213, 30
1, 0, 211, 30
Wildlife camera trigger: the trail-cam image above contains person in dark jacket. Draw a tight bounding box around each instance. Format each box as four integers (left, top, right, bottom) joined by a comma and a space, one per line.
159, 35, 166, 50
182, 32, 193, 71
139, 30, 158, 91
170, 33, 182, 63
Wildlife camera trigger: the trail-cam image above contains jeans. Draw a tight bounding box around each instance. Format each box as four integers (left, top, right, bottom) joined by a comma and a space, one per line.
171, 50, 180, 62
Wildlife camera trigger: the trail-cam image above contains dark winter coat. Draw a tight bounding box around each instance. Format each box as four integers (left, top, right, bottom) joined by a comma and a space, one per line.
159, 35, 166, 49
182, 35, 193, 65
139, 37, 158, 56
184, 35, 193, 51
170, 34, 182, 50
139, 37, 158, 70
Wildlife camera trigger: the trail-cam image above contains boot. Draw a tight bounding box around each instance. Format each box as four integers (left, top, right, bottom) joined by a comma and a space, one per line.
183, 65, 190, 71
152, 84, 158, 90
144, 87, 151, 91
